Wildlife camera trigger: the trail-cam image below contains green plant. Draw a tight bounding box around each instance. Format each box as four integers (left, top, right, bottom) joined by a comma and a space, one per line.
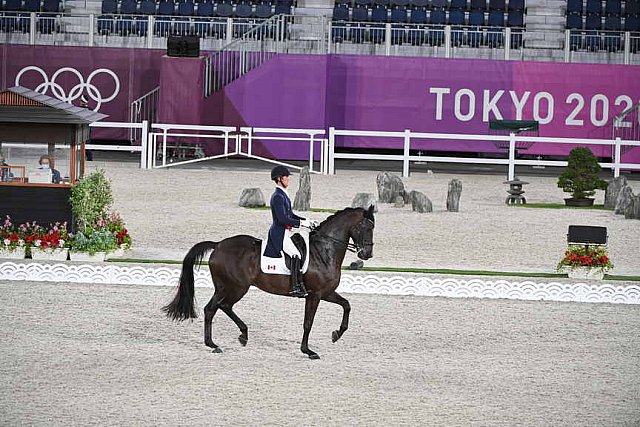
556, 245, 613, 272
70, 170, 113, 232
557, 147, 607, 199
71, 230, 117, 255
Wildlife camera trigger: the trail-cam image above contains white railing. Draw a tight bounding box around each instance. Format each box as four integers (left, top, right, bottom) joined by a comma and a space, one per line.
130, 88, 159, 145
88, 120, 149, 168
328, 127, 640, 179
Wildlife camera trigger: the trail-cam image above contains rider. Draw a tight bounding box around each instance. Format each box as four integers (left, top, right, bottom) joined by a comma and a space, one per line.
264, 166, 316, 298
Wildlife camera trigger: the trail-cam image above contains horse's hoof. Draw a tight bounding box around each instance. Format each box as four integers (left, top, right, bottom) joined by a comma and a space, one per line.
331, 330, 340, 343
212, 347, 223, 354
238, 335, 248, 346
308, 353, 320, 360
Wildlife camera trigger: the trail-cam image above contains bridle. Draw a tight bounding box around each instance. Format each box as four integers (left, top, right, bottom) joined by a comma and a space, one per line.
313, 218, 374, 254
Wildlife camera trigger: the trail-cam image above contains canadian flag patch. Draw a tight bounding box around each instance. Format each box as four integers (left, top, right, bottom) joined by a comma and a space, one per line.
267, 265, 276, 270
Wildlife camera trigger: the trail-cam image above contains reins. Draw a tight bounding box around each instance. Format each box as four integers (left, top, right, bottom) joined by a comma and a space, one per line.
312, 231, 360, 253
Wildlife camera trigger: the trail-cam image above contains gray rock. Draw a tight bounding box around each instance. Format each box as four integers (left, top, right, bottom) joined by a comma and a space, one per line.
376, 172, 405, 203
624, 194, 640, 219
411, 191, 432, 213
605, 176, 628, 209
394, 196, 405, 208
351, 193, 378, 212
614, 185, 634, 215
293, 166, 311, 211
349, 260, 364, 270
238, 188, 266, 208
447, 179, 462, 212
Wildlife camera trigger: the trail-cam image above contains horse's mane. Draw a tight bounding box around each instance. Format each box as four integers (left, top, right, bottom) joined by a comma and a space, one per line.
312, 207, 372, 234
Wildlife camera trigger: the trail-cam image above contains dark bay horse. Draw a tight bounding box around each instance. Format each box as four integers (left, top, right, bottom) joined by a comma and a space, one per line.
163, 206, 375, 359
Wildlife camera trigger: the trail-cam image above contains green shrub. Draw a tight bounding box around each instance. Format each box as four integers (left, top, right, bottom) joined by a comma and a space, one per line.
557, 147, 608, 199
70, 169, 113, 232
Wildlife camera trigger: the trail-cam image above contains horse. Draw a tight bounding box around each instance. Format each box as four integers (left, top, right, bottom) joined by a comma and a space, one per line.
162, 205, 375, 359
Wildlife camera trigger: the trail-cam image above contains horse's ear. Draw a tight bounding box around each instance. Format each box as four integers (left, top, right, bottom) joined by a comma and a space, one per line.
366, 205, 375, 221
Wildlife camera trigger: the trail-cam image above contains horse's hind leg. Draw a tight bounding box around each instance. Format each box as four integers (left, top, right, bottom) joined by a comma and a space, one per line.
220, 305, 249, 346
204, 294, 222, 353
322, 291, 351, 343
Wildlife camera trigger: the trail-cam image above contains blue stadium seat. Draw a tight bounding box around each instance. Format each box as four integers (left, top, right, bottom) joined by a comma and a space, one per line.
333, 4, 349, 20
390, 7, 407, 44
216, 2, 233, 16
431, 0, 446, 9
507, 0, 524, 11
506, 9, 522, 26
585, 13, 601, 29
23, 0, 39, 12
4, 0, 23, 10
374, 0, 390, 5
429, 8, 445, 24
486, 10, 503, 46
409, 0, 428, 8
140, 0, 156, 14
488, 0, 504, 11
101, 0, 117, 14
566, 0, 582, 14
116, 15, 134, 35
119, 0, 137, 14
352, 5, 368, 20
605, 0, 621, 16
177, 0, 194, 15
468, 9, 484, 25
332, 5, 348, 41
390, 0, 409, 6
390, 6, 407, 21
350, 6, 368, 41
449, 0, 467, 10
197, 1, 213, 16
41, 0, 58, 12
408, 10, 426, 44
625, 14, 639, 31
255, 2, 271, 17
409, 7, 427, 23
469, 0, 485, 10
154, 0, 174, 35
354, 0, 372, 6
585, 0, 601, 15
234, 2, 252, 17
487, 9, 503, 25
449, 9, 465, 45
604, 14, 620, 29
449, 9, 464, 24
625, 1, 639, 15
371, 5, 388, 20
566, 13, 582, 29
273, 3, 290, 13
369, 5, 387, 42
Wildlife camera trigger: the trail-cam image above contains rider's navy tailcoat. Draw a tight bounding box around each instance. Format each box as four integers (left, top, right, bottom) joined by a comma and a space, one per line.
264, 187, 303, 258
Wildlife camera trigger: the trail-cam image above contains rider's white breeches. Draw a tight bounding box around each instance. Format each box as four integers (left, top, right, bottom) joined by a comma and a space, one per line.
282, 229, 301, 258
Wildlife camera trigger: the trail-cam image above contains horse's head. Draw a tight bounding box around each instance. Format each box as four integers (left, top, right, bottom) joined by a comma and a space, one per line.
350, 205, 375, 260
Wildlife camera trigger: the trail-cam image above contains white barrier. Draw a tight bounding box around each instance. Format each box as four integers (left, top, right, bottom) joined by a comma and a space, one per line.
88, 120, 149, 169
328, 127, 640, 179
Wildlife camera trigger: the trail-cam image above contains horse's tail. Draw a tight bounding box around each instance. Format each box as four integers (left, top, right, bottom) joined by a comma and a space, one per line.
162, 241, 218, 321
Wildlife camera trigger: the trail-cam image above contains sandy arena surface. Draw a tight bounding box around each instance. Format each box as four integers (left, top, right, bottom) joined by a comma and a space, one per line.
1, 280, 638, 426
88, 159, 640, 276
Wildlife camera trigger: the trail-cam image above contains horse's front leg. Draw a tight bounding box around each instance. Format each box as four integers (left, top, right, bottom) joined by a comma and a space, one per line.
300, 294, 321, 359
322, 291, 350, 343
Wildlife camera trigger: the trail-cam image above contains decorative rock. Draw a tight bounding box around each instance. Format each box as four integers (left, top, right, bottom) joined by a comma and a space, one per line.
394, 196, 405, 208
238, 188, 266, 208
624, 194, 640, 220
376, 172, 405, 203
447, 179, 462, 212
411, 191, 432, 213
293, 166, 311, 211
614, 185, 634, 215
348, 260, 364, 270
351, 193, 378, 212
605, 176, 628, 209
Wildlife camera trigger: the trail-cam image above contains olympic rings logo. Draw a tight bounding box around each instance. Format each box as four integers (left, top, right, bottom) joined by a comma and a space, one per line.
15, 66, 120, 112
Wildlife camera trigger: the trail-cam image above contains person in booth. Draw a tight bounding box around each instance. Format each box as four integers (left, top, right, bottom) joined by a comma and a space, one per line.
38, 155, 61, 184
264, 166, 318, 298
0, 152, 12, 182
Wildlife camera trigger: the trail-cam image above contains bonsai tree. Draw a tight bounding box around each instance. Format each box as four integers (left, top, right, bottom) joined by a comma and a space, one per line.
557, 147, 607, 200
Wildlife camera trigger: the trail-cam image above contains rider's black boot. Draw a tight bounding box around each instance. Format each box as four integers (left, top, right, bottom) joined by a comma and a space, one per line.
289, 256, 308, 298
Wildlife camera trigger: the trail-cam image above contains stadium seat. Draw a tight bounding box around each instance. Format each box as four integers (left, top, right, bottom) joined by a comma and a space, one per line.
390, 6, 407, 21
119, 0, 137, 14
469, 0, 486, 10
197, 1, 214, 16
486, 10, 503, 46
506, 9, 522, 26
449, 9, 464, 24
154, 0, 174, 36
273, 3, 291, 13
140, 0, 156, 14
352, 5, 368, 21
390, 7, 407, 44
177, 1, 195, 15
625, 14, 639, 31
429, 8, 445, 24
41, 0, 58, 12
566, 13, 582, 29
625, 1, 639, 15
175, 1, 194, 34
566, 0, 582, 15
585, 0, 601, 15
449, 9, 465, 45
350, 6, 368, 42
332, 5, 349, 41
374, 0, 391, 5
369, 5, 387, 42
449, 0, 468, 10
409, 0, 428, 8
468, 9, 484, 25
467, 8, 484, 45
23, 0, 40, 12
604, 14, 621, 29
3, 0, 23, 10
407, 9, 426, 44
371, 4, 388, 21
234, 2, 252, 17
585, 14, 601, 29
488, 0, 504, 11
255, 2, 272, 17
101, 0, 117, 14
390, 0, 409, 6
216, 2, 233, 16
604, 0, 621, 16
507, 0, 524, 11
431, 0, 446, 9
354, 0, 372, 6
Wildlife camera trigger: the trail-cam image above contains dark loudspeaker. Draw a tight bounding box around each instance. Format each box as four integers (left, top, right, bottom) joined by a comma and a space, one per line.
167, 36, 200, 58
567, 225, 607, 245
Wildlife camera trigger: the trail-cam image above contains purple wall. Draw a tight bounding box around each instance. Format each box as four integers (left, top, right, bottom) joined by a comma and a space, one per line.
3, 45, 639, 162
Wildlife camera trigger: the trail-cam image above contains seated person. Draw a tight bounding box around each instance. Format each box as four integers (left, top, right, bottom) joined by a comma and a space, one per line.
0, 152, 12, 182
38, 155, 61, 184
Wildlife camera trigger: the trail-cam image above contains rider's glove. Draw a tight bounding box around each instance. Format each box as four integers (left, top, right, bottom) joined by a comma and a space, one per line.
299, 219, 317, 229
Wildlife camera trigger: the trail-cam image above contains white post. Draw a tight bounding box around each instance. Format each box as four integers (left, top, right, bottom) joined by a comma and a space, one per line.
624, 32, 630, 65
147, 16, 154, 48
308, 134, 315, 171
320, 138, 325, 175
504, 27, 511, 60
226, 18, 233, 44
148, 133, 155, 169
328, 127, 336, 175
162, 129, 168, 166
564, 30, 571, 62
614, 137, 622, 178
224, 131, 229, 155
444, 25, 451, 58
246, 128, 253, 157
29, 13, 36, 45
385, 23, 391, 56
403, 129, 411, 178
140, 120, 149, 169
88, 14, 95, 47
327, 19, 332, 54
508, 132, 516, 181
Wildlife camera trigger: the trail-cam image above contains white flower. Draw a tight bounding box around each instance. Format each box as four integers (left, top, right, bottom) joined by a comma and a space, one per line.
18, 240, 24, 246
58, 239, 65, 248
3, 238, 9, 246
34, 239, 41, 247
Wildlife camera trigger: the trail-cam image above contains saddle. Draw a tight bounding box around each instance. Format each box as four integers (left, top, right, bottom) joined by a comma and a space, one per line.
261, 229, 310, 275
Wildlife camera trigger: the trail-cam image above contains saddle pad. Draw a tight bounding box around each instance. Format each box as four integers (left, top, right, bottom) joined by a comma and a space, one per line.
261, 229, 310, 275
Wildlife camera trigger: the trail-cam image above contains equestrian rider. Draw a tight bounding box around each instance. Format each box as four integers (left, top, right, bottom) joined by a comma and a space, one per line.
264, 166, 317, 298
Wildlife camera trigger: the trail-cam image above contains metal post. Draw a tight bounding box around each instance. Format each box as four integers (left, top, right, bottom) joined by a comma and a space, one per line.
162, 129, 168, 166
328, 127, 335, 175
403, 129, 411, 178
504, 27, 511, 60
385, 23, 391, 56
88, 14, 95, 46
140, 120, 149, 169
29, 13, 36, 45
309, 134, 315, 170
614, 137, 621, 177
226, 18, 233, 44
147, 16, 154, 48
444, 25, 451, 58
564, 30, 571, 63
327, 19, 332, 54
624, 32, 630, 65
508, 132, 516, 181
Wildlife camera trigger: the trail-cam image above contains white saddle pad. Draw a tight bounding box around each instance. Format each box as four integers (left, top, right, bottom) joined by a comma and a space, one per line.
261, 229, 310, 275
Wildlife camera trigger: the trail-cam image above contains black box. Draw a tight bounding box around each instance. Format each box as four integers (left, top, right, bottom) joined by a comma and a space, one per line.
167, 36, 200, 58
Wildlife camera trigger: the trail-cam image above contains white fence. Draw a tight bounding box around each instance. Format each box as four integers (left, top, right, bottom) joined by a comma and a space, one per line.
328, 127, 640, 179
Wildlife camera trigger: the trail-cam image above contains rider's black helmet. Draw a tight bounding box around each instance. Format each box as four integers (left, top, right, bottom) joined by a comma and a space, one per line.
271, 165, 291, 180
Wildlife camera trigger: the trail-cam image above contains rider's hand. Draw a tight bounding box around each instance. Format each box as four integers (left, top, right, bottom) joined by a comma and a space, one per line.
309, 220, 319, 229
299, 219, 312, 229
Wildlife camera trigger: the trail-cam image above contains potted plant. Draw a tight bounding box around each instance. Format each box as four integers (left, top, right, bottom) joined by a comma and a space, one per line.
557, 147, 608, 207
557, 245, 613, 280
0, 216, 26, 259
69, 228, 117, 262
104, 212, 133, 259
30, 222, 70, 261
